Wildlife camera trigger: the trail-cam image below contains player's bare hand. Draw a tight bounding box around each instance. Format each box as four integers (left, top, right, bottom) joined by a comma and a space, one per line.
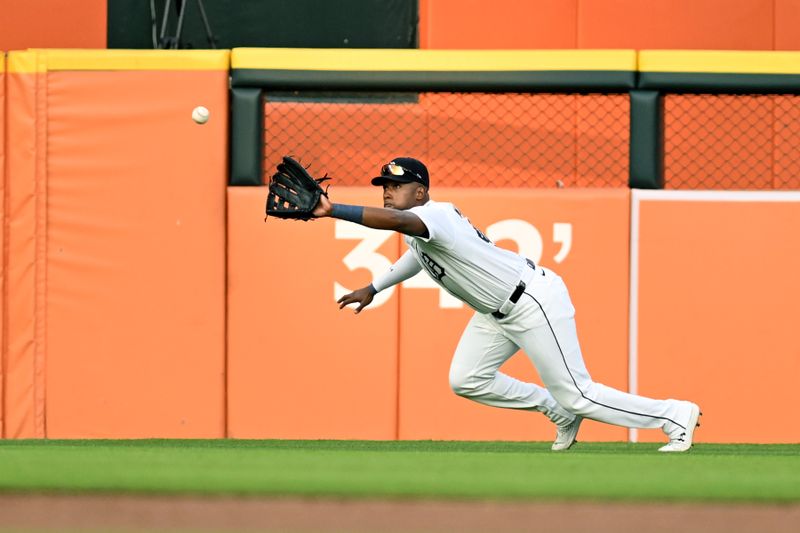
337, 285, 376, 314
312, 194, 333, 218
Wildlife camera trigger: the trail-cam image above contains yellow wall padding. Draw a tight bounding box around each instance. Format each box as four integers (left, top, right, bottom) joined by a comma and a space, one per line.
7, 49, 230, 73
231, 47, 638, 72
639, 50, 800, 74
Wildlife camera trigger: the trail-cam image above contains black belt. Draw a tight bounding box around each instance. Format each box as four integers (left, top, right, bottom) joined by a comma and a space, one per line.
492, 259, 536, 319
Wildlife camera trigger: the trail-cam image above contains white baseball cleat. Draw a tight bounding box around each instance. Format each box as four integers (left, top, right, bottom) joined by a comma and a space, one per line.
552, 415, 583, 451
659, 402, 701, 452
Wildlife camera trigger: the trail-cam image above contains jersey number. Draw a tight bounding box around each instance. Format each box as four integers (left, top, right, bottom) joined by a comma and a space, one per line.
419, 251, 446, 281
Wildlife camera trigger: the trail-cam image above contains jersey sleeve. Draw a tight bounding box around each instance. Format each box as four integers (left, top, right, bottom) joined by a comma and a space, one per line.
408, 203, 457, 248
372, 249, 422, 292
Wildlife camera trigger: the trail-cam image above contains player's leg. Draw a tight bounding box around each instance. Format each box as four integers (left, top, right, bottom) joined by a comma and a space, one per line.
506, 270, 699, 448
449, 311, 575, 427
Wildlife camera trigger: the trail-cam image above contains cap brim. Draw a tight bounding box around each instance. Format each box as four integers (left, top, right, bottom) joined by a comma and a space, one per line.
371, 175, 415, 186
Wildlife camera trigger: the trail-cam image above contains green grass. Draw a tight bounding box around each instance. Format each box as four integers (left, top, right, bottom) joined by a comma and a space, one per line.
0, 440, 798, 503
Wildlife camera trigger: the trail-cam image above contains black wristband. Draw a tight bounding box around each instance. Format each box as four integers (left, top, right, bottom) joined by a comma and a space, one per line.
368, 283, 378, 295
331, 203, 364, 224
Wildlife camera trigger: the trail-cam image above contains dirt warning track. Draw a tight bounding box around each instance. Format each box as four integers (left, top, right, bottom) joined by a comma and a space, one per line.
1, 494, 799, 533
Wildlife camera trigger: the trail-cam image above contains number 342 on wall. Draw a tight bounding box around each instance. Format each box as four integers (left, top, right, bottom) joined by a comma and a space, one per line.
334, 219, 573, 310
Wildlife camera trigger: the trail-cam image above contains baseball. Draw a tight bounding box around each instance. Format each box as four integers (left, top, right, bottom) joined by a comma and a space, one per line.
191, 106, 210, 124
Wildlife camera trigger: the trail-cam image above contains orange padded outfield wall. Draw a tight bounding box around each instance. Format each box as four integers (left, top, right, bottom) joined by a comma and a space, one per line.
228, 187, 630, 441
3, 50, 229, 438
631, 190, 800, 444
227, 188, 401, 439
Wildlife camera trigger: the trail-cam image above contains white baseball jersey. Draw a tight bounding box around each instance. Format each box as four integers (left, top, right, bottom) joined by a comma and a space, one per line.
405, 200, 527, 314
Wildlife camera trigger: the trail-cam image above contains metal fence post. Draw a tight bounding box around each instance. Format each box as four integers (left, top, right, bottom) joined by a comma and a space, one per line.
629, 90, 664, 189
230, 87, 264, 186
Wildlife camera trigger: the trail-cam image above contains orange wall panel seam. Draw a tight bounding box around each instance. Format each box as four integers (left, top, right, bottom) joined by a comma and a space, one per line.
0, 52, 6, 437
4, 50, 41, 438
394, 232, 403, 441
33, 51, 48, 437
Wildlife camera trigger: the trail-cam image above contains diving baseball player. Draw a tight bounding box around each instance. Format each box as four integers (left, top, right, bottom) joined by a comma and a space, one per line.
316, 157, 701, 452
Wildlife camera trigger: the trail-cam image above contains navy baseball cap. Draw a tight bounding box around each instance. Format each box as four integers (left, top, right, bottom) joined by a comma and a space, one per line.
371, 157, 430, 188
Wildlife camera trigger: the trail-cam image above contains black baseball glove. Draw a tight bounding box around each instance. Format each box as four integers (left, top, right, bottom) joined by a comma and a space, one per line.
265, 156, 330, 221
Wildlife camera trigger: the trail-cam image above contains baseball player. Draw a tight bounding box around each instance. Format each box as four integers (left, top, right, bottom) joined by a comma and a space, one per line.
316, 157, 701, 452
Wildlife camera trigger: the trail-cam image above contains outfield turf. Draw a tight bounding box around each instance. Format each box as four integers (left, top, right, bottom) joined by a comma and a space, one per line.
0, 440, 798, 503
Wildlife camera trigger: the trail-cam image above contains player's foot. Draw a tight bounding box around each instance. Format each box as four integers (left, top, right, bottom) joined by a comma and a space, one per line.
659, 402, 701, 452
552, 415, 583, 451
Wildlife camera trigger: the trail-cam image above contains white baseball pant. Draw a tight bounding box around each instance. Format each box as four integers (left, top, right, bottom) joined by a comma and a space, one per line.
448, 264, 693, 434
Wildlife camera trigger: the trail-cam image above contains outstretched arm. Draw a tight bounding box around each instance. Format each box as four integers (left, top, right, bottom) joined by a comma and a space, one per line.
313, 194, 428, 238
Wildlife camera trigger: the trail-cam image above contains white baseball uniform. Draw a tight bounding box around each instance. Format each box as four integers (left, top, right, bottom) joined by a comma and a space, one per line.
372, 199, 696, 436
